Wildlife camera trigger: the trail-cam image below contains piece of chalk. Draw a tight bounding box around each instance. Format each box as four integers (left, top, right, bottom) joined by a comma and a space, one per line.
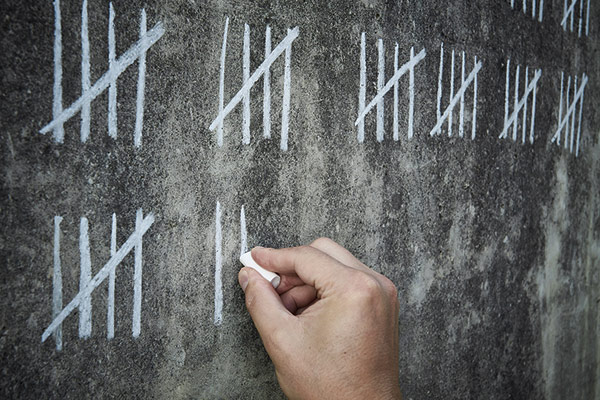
240, 251, 280, 289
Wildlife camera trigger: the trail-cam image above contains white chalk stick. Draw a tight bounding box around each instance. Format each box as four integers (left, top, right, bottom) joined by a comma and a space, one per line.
240, 251, 280, 289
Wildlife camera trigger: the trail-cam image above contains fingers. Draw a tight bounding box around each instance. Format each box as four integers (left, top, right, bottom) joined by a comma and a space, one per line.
280, 285, 317, 314
252, 246, 348, 292
276, 274, 305, 295
239, 267, 292, 336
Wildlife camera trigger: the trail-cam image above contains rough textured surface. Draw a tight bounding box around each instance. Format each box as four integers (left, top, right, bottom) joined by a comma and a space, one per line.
1, 0, 599, 398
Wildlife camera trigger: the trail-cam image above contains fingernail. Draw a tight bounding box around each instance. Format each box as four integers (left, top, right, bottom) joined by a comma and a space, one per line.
239, 269, 249, 292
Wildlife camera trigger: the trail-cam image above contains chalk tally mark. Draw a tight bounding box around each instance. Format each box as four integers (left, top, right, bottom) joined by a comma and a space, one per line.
499, 60, 542, 144
42, 209, 155, 348
41, 1, 164, 147
509, 0, 544, 22
552, 72, 588, 156
562, 0, 591, 36
214, 202, 249, 326
430, 43, 482, 139
209, 18, 299, 151
355, 33, 426, 142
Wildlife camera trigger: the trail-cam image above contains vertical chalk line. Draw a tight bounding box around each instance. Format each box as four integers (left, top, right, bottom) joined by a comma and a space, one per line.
408, 46, 415, 140
529, 68, 538, 143
209, 27, 299, 132
217, 18, 229, 147
132, 209, 143, 337
358, 32, 366, 143
430, 61, 482, 136
393, 43, 399, 141
511, 0, 515, 8
243, 24, 251, 145
79, 217, 92, 338
52, 0, 64, 143
578, 0, 584, 36
512, 65, 520, 141
565, 76, 571, 148
107, 213, 116, 339
504, 59, 510, 135
42, 213, 155, 343
281, 28, 292, 151
436, 43, 444, 126
523, 0, 527, 15
214, 202, 223, 326
585, 0, 590, 35
354, 48, 426, 126
108, 3, 117, 140
448, 50, 455, 137
376, 39, 385, 142
471, 56, 478, 140
570, 0, 575, 31
539, 0, 544, 21
53, 216, 63, 350
557, 72, 564, 145
533, 0, 537, 18
459, 51, 465, 137
263, 26, 271, 139
563, 0, 568, 30
522, 67, 529, 143
240, 205, 247, 256
570, 76, 578, 153
81, 0, 91, 143
134, 9, 147, 148
575, 77, 585, 156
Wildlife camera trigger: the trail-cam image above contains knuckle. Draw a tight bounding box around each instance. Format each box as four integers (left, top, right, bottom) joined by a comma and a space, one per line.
382, 277, 398, 299
349, 272, 382, 300
310, 237, 334, 248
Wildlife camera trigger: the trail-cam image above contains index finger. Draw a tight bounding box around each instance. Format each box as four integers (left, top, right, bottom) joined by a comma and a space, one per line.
251, 246, 349, 293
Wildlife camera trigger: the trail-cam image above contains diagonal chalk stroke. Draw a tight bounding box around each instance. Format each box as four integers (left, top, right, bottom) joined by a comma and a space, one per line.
499, 69, 542, 139
40, 23, 165, 136
552, 74, 588, 142
41, 213, 155, 343
209, 27, 299, 132
355, 48, 426, 126
430, 61, 482, 136
562, 0, 580, 26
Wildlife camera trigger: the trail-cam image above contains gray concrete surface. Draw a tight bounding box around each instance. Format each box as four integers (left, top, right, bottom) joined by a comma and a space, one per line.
1, 0, 599, 398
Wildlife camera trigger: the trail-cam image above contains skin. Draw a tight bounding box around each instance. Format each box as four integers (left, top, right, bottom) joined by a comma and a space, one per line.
238, 238, 402, 400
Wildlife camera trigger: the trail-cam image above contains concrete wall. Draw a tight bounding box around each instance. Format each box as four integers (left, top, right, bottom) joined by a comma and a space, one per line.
1, 0, 598, 398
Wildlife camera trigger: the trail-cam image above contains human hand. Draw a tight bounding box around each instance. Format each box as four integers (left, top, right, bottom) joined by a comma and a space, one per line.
238, 238, 401, 400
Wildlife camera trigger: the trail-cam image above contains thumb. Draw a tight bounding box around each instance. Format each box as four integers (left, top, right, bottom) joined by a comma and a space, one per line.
239, 267, 292, 339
